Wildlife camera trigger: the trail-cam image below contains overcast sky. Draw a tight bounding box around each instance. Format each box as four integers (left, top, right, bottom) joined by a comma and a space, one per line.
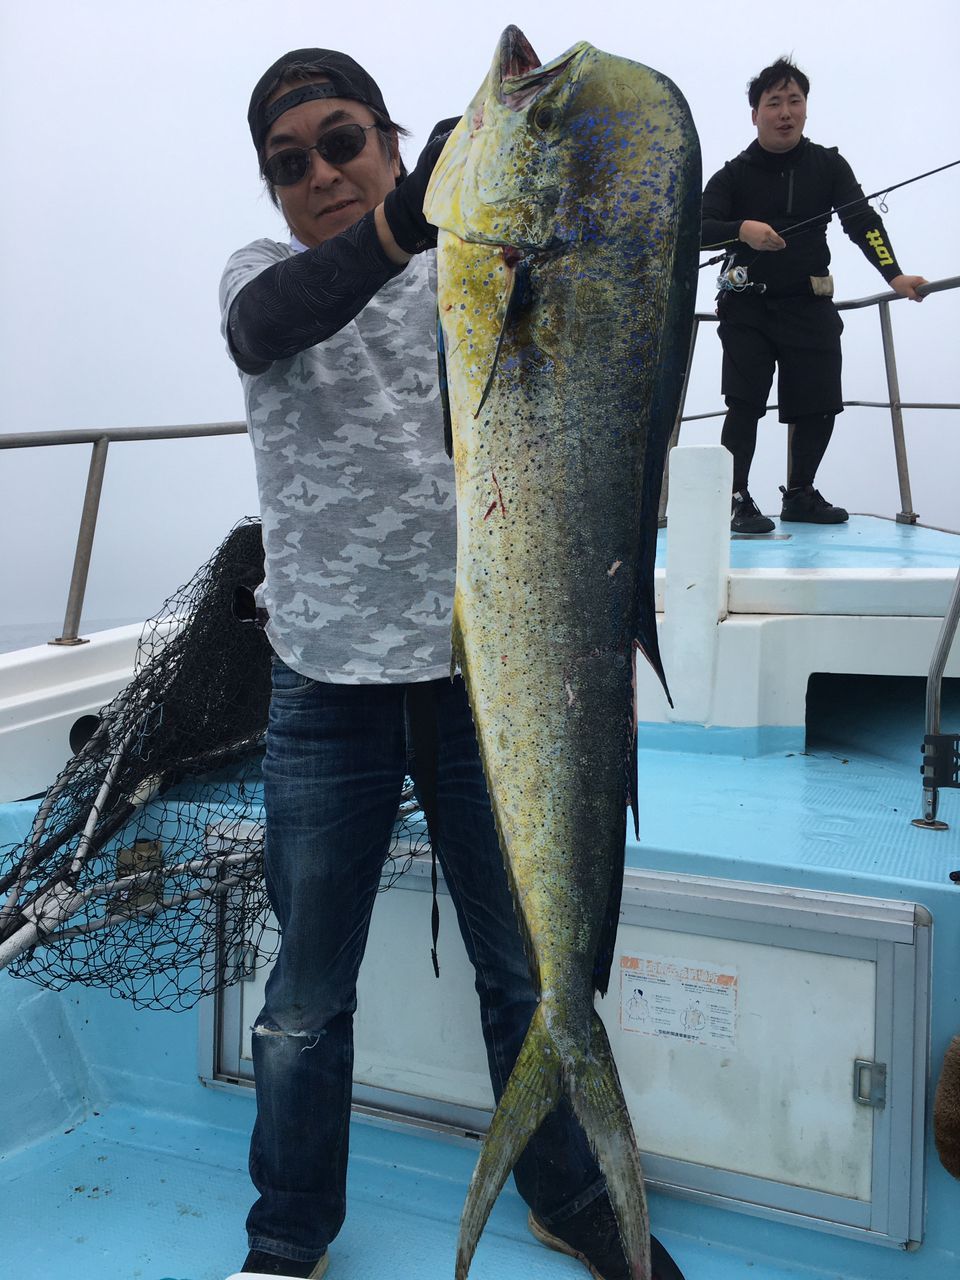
2, 0, 957, 630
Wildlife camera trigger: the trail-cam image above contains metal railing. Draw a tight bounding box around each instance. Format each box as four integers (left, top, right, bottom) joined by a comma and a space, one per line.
658, 273, 960, 831
0, 421, 247, 646
1, 278, 958, 828
4, 278, 955, 648
2, 276, 956, 646
658, 274, 960, 524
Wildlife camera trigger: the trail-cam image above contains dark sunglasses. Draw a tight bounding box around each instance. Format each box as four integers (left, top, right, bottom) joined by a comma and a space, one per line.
262, 122, 380, 187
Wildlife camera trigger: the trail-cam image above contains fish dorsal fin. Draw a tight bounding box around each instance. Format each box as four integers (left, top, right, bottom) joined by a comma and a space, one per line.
630, 169, 702, 714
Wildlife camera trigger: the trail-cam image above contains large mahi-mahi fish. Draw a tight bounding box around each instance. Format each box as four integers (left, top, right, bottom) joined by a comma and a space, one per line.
424, 26, 700, 1280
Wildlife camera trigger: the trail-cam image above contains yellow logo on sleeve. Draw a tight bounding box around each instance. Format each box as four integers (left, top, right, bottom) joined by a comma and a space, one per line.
866, 229, 894, 267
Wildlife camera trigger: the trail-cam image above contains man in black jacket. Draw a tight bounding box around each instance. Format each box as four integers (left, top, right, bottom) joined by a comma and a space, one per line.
701, 58, 926, 533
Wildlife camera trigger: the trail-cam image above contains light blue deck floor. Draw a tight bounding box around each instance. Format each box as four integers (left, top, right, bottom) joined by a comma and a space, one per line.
2, 515, 958, 1280
630, 673, 960, 890
2, 1101, 842, 1280
641, 514, 960, 890
655, 514, 960, 571
4, 676, 955, 1279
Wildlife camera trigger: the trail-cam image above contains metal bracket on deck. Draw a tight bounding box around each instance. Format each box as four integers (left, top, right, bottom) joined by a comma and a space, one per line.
914, 565, 960, 830
921, 734, 960, 790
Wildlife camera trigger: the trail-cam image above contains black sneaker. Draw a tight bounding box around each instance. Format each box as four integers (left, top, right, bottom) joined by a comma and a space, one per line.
731, 490, 775, 534
240, 1249, 329, 1277
779, 484, 849, 523
529, 1202, 686, 1280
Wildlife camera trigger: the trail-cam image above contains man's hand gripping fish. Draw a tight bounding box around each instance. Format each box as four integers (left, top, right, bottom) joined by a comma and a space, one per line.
424, 26, 701, 1280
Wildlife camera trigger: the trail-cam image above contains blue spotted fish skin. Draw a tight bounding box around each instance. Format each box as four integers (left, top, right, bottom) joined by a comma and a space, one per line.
425, 26, 700, 1280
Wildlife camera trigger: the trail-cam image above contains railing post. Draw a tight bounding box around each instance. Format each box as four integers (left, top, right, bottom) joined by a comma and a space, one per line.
661, 445, 732, 724
658, 317, 700, 526
877, 300, 918, 524
50, 436, 110, 646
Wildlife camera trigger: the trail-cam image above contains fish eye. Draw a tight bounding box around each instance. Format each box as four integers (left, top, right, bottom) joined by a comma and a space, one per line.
534, 105, 556, 130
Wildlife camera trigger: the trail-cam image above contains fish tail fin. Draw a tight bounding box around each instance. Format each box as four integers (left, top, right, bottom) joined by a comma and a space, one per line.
567, 1011, 651, 1280
457, 1008, 650, 1280
456, 1006, 561, 1279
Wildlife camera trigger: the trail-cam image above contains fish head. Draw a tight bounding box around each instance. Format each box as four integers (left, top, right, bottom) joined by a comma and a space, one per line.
426, 26, 586, 252
424, 28, 700, 422
426, 26, 698, 257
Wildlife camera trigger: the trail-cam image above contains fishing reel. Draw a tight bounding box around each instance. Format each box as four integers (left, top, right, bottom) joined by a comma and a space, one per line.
716, 264, 766, 295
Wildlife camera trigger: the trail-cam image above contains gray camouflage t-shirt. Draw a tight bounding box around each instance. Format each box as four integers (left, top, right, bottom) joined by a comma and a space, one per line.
220, 240, 456, 684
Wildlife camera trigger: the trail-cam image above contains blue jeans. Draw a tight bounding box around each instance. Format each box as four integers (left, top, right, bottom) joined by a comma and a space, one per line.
246, 661, 606, 1262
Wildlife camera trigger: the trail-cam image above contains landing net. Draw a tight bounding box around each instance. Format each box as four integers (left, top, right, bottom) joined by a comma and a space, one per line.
0, 521, 428, 1010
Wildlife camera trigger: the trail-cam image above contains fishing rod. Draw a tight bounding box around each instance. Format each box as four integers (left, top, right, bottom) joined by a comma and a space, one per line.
699, 156, 960, 269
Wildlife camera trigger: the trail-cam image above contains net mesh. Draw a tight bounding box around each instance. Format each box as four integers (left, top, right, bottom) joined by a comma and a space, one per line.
0, 520, 428, 1010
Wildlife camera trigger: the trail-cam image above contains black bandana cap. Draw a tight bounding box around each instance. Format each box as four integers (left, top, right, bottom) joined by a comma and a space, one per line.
248, 48, 390, 154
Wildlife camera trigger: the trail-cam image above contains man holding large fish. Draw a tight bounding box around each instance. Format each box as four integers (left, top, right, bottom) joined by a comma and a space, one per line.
220, 29, 694, 1280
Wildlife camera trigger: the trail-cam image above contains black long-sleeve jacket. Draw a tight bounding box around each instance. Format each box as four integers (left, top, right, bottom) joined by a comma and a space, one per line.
701, 138, 902, 291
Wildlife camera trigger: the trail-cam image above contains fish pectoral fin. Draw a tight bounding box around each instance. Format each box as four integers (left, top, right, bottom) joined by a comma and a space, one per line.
455, 1006, 560, 1280
436, 308, 454, 458
568, 1013, 652, 1280
450, 606, 466, 681
473, 262, 522, 419
473, 256, 535, 419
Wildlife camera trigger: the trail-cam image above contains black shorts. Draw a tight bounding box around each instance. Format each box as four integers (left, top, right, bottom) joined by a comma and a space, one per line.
717, 293, 844, 422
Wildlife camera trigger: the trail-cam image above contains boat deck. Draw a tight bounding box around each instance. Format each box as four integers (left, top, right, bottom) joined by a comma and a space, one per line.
631, 669, 960, 891
704, 514, 959, 572
2, 513, 959, 1280
1, 1088, 820, 1280
3, 692, 956, 1279
655, 513, 959, 620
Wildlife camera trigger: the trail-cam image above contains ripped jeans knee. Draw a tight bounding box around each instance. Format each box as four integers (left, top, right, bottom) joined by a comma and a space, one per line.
253, 1020, 326, 1054
252, 1004, 345, 1052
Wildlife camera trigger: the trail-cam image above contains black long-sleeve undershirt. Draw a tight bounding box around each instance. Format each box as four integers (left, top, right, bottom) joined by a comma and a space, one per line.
226, 210, 406, 375
701, 138, 902, 288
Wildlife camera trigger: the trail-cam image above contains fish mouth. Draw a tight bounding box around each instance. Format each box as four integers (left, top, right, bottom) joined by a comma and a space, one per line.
497, 25, 578, 110
498, 25, 541, 83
